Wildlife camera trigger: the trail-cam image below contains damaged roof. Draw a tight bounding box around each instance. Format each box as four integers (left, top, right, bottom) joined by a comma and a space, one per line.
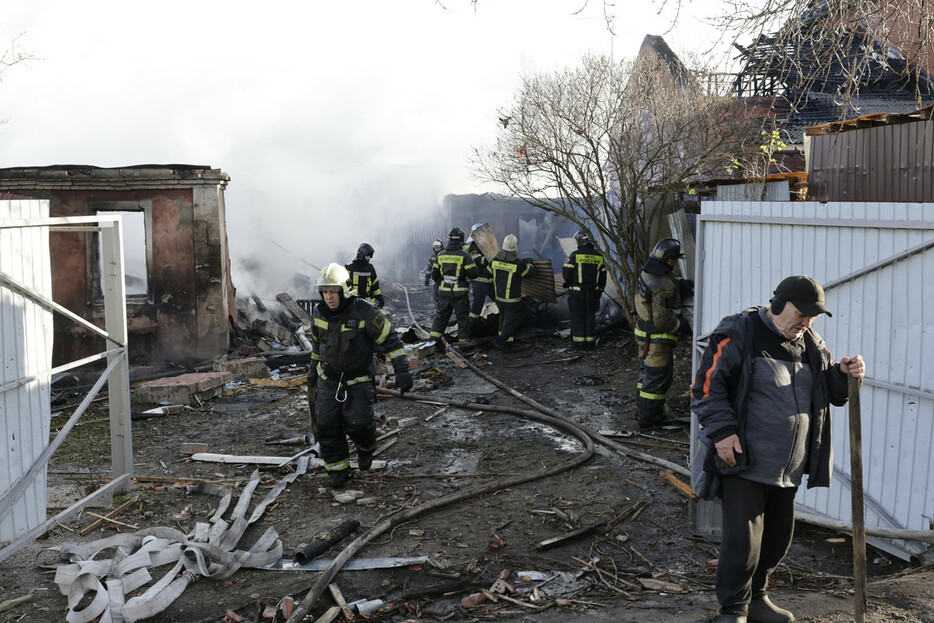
0, 164, 230, 190
733, 0, 934, 142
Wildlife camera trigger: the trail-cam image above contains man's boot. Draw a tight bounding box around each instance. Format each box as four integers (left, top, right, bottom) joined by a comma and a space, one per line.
748, 596, 794, 623
328, 469, 350, 489
717, 615, 747, 623
357, 451, 373, 471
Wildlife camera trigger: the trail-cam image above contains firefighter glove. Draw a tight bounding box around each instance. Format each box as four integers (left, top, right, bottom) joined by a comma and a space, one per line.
396, 370, 414, 395
376, 294, 386, 309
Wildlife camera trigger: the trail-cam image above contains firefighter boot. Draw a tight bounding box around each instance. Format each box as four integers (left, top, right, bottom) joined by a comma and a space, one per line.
748, 596, 793, 623
328, 469, 350, 489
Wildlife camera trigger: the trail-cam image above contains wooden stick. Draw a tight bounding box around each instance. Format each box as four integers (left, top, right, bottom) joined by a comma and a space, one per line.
425, 406, 448, 422
0, 594, 32, 613
571, 556, 640, 591
849, 375, 868, 623
313, 606, 341, 623
84, 512, 139, 530
536, 522, 605, 551
132, 476, 239, 485
659, 471, 697, 499
79, 496, 139, 536
481, 590, 542, 610
604, 500, 648, 533
327, 583, 355, 621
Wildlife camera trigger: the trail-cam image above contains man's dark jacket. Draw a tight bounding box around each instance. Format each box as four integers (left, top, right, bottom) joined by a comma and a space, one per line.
690, 307, 849, 489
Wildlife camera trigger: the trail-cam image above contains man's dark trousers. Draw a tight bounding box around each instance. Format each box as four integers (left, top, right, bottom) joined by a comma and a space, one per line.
716, 475, 797, 615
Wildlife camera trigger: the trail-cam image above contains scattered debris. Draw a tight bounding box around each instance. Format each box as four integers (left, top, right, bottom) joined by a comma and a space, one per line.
79, 496, 140, 536
573, 375, 606, 386
598, 394, 635, 406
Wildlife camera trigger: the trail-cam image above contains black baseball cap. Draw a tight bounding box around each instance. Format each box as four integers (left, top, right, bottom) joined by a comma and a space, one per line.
773, 275, 832, 317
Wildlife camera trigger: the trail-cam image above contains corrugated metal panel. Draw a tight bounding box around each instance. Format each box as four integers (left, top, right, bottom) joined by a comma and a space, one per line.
715, 180, 790, 202
521, 259, 556, 303
694, 200, 934, 559
0, 200, 53, 546
808, 117, 934, 202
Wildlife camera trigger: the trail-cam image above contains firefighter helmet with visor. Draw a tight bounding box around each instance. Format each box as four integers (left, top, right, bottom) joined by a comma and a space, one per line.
316, 263, 355, 298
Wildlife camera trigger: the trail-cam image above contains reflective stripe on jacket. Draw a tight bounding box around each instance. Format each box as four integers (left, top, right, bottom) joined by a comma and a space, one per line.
634, 269, 681, 343
562, 246, 607, 291
432, 244, 478, 294
492, 253, 533, 303
311, 297, 407, 383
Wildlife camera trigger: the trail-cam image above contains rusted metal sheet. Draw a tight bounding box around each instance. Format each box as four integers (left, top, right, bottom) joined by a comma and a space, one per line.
808, 106, 934, 202
521, 259, 556, 303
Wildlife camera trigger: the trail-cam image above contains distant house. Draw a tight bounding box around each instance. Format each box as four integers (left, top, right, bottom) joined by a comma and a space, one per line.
0, 165, 235, 366
732, 3, 934, 173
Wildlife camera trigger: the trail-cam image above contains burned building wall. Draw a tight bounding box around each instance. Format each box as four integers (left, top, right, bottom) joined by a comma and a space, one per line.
0, 166, 234, 366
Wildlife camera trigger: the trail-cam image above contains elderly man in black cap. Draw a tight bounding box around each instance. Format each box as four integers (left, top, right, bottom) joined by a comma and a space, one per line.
691, 275, 865, 623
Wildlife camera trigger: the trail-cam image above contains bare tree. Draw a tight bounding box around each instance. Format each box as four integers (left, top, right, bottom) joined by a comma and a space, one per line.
472, 53, 756, 321
0, 34, 35, 125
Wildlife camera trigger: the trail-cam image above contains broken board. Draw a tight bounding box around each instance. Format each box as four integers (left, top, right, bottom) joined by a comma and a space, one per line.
469, 223, 500, 263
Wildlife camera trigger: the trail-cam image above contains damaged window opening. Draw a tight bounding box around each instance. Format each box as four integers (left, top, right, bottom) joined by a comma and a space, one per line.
86, 201, 152, 303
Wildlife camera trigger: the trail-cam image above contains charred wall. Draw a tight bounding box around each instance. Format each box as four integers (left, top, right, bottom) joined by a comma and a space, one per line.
0, 165, 234, 366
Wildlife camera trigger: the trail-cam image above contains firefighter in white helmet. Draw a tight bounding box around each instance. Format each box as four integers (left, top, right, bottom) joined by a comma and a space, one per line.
310, 263, 413, 488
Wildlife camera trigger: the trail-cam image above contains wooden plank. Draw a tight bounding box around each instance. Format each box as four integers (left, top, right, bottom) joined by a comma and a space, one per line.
276, 292, 314, 325
445, 352, 468, 368
469, 223, 500, 262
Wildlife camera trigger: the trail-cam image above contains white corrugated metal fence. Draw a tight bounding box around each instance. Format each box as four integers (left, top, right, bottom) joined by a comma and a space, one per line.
0, 199, 53, 545
693, 201, 934, 560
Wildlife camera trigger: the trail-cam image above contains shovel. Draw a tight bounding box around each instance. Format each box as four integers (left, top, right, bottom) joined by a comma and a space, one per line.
848, 374, 867, 622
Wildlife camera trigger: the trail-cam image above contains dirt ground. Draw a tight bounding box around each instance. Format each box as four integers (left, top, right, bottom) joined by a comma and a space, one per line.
2, 302, 934, 623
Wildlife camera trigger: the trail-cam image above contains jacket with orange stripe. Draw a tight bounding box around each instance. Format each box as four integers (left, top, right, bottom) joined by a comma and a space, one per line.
690, 306, 849, 489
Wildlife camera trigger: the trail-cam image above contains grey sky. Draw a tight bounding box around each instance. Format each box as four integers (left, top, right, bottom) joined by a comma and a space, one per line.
0, 0, 725, 299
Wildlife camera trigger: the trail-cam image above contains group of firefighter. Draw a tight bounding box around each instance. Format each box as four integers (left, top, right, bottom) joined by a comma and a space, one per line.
308, 229, 686, 489
424, 224, 536, 353
306, 230, 691, 488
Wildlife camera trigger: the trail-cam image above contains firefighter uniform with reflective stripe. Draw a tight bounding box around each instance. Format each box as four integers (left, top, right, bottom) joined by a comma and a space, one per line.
491, 250, 534, 347
429, 241, 479, 344
464, 240, 494, 320
311, 297, 408, 478
634, 269, 682, 429
562, 244, 608, 347
346, 257, 384, 308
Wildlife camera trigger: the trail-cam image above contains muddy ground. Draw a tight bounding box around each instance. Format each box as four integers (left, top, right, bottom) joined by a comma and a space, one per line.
2, 303, 934, 623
